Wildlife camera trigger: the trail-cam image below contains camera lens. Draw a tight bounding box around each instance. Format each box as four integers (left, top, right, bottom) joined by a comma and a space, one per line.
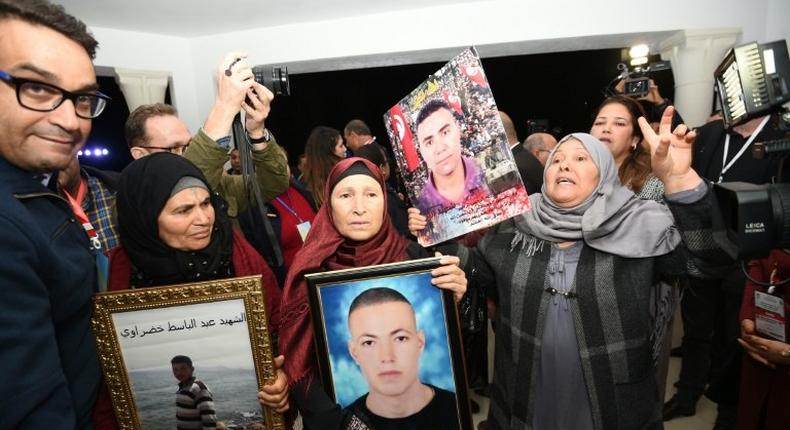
252, 66, 291, 97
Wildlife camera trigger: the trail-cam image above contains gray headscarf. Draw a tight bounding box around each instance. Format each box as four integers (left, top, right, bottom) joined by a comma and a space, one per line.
514, 133, 680, 258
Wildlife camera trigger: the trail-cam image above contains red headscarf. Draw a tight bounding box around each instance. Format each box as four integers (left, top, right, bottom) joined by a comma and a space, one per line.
278, 157, 410, 386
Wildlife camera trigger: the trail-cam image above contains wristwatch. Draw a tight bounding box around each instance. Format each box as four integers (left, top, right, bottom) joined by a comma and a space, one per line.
249, 128, 271, 143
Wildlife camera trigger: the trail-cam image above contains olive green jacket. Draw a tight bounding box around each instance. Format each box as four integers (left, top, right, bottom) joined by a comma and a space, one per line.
184, 129, 289, 227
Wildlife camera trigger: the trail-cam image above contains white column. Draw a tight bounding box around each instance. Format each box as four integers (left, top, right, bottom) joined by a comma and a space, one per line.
113, 68, 171, 113
659, 28, 741, 127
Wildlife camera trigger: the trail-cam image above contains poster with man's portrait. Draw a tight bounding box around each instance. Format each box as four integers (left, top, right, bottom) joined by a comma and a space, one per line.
306, 258, 472, 430
384, 47, 531, 246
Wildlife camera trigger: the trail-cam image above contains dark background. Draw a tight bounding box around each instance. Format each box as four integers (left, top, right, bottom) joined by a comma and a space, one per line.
83, 47, 674, 172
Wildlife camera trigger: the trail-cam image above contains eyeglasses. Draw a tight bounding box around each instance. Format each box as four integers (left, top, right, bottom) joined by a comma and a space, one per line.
0, 69, 111, 119
140, 144, 190, 155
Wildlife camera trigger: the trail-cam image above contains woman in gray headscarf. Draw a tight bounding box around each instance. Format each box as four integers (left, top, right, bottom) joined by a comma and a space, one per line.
409, 107, 730, 429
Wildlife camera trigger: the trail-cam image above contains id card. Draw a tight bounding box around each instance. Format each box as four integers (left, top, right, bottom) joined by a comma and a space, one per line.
95, 250, 109, 292
755, 290, 786, 342
296, 221, 312, 242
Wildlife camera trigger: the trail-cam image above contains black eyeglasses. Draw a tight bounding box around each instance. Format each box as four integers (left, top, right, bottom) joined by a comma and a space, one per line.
140, 144, 190, 155
0, 69, 111, 119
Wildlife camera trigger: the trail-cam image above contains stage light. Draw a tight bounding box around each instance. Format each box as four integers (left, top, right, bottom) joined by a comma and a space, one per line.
715, 39, 790, 127
629, 44, 649, 59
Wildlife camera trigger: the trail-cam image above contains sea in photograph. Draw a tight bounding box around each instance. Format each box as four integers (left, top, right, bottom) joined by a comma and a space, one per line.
129, 366, 264, 429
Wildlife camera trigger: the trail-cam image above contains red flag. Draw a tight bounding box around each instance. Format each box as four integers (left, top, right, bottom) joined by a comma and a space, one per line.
462, 63, 488, 87
390, 105, 419, 172
444, 92, 463, 115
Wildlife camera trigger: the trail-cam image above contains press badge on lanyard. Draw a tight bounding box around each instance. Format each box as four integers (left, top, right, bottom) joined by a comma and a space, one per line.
276, 193, 311, 242
755, 268, 786, 342
296, 221, 311, 242
64, 187, 109, 292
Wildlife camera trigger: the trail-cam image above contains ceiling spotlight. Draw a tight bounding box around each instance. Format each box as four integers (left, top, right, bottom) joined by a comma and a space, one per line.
84, 149, 92, 156
102, 149, 109, 155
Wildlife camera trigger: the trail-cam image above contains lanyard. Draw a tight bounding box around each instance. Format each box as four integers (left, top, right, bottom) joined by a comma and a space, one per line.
63, 179, 102, 251
274, 190, 305, 224
718, 116, 770, 183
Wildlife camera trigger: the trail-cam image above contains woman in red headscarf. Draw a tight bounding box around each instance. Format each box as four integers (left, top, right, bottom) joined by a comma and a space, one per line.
278, 157, 468, 430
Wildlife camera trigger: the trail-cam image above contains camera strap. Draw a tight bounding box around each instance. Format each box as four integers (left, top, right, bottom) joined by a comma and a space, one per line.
718, 116, 770, 183
232, 114, 284, 267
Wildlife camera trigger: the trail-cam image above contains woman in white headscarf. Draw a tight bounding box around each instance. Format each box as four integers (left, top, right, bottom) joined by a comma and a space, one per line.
409, 107, 730, 429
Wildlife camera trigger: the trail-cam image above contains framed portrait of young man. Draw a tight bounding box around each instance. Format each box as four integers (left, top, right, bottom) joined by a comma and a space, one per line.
91, 275, 284, 430
305, 257, 473, 430
384, 47, 531, 246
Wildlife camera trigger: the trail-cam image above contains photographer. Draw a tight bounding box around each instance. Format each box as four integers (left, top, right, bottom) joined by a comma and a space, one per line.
183, 52, 289, 229
664, 113, 787, 429
736, 248, 790, 429
613, 77, 682, 131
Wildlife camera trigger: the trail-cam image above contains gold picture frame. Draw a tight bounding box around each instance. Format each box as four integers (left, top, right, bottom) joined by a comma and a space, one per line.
91, 275, 284, 430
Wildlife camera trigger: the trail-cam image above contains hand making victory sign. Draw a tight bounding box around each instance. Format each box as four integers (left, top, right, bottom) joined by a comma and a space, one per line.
638, 105, 703, 193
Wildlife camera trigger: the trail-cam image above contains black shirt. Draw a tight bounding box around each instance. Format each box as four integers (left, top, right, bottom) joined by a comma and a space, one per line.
692, 117, 785, 184
512, 144, 544, 194
342, 384, 460, 430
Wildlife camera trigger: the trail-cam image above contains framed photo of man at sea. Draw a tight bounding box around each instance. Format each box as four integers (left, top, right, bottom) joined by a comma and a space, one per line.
305, 257, 472, 430
91, 275, 284, 430
383, 46, 531, 246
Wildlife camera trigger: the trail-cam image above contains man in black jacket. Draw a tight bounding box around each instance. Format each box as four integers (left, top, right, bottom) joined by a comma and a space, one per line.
499, 111, 544, 194
664, 114, 785, 430
0, 1, 104, 427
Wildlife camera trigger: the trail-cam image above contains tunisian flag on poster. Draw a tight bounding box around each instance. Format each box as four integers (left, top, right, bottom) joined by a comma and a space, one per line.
462, 64, 488, 87
382, 46, 531, 247
389, 105, 420, 172
444, 92, 463, 116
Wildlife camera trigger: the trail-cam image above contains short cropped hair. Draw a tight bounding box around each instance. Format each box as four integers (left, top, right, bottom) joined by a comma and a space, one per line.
344, 119, 371, 136
125, 103, 178, 148
348, 287, 412, 319
524, 133, 550, 152
415, 99, 459, 129
0, 0, 98, 59
170, 355, 193, 368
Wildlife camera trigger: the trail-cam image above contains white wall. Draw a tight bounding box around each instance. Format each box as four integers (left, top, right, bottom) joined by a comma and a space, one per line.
87, 0, 781, 131
90, 27, 202, 132
765, 0, 790, 48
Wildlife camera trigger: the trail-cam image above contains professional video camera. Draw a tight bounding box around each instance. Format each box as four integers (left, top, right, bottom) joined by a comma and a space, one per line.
604, 60, 672, 98
712, 40, 790, 260
620, 61, 671, 98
